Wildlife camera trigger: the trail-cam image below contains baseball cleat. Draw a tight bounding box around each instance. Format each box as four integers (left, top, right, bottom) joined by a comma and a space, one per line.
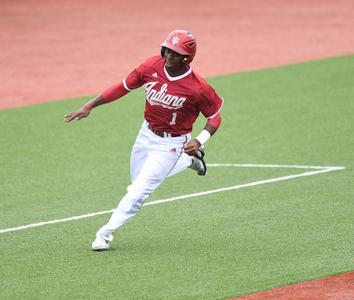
91, 233, 113, 251
190, 148, 207, 176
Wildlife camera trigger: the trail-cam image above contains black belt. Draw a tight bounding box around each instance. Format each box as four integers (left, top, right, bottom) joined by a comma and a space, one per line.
148, 124, 182, 138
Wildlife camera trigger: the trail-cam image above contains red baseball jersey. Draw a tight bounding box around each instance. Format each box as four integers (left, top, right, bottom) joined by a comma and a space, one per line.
124, 56, 223, 134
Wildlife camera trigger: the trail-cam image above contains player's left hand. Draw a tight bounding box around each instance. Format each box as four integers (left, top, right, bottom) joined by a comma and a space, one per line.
64, 107, 91, 123
184, 139, 201, 156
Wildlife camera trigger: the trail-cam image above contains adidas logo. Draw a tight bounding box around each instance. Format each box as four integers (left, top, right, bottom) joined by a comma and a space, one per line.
169, 147, 177, 153
152, 72, 158, 78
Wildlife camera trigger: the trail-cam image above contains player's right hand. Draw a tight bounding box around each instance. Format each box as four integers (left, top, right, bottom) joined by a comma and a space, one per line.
184, 139, 202, 156
64, 107, 91, 123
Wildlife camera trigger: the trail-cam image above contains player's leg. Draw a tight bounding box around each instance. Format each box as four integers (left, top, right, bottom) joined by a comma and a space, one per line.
96, 149, 180, 236
93, 129, 187, 250
168, 148, 207, 177
167, 152, 192, 176
92, 123, 151, 251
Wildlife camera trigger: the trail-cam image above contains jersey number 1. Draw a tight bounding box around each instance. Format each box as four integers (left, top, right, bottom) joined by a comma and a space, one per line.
169, 112, 177, 125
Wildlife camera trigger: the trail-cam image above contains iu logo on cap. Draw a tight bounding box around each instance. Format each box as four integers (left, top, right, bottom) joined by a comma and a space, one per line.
172, 36, 180, 45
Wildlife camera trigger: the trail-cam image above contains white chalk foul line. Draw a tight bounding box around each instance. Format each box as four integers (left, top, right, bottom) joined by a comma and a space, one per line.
0, 164, 345, 234
207, 163, 344, 170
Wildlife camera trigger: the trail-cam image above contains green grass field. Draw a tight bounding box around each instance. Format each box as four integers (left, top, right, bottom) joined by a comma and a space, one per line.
0, 55, 353, 300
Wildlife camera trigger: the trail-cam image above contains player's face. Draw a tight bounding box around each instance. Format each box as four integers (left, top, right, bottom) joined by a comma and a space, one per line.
164, 48, 187, 72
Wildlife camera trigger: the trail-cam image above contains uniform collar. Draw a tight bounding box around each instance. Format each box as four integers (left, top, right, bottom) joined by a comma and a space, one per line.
163, 66, 192, 81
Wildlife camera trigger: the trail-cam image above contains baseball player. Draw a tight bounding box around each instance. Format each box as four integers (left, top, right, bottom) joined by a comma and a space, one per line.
64, 30, 223, 251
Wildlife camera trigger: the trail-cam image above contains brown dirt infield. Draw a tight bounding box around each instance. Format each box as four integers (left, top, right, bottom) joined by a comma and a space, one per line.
229, 271, 354, 300
1, 0, 354, 298
1, 0, 354, 110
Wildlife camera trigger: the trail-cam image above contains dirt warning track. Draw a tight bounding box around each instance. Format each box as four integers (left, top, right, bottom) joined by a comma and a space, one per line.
229, 272, 354, 300
1, 0, 354, 110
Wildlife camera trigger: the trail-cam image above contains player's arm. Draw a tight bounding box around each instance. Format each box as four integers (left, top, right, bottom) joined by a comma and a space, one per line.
64, 81, 130, 123
64, 61, 146, 123
184, 82, 223, 156
184, 112, 221, 155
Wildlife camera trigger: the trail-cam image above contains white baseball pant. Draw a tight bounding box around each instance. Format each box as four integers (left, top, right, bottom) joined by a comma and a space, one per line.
97, 121, 192, 236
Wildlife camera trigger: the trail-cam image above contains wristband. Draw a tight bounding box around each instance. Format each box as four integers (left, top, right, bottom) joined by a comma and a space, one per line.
195, 130, 211, 145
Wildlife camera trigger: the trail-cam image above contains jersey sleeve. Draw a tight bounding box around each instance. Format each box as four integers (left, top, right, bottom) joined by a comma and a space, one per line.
124, 69, 144, 90
124, 56, 159, 90
101, 63, 147, 102
198, 81, 224, 118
